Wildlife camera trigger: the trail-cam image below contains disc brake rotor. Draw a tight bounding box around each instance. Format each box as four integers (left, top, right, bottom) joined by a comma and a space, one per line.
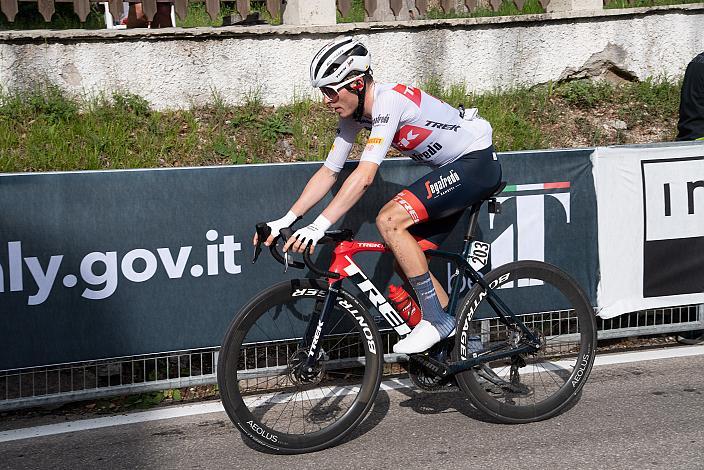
288, 348, 325, 386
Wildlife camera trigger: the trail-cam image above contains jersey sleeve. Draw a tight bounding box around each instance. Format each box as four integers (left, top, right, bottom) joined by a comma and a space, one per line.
359, 89, 413, 166
323, 118, 360, 173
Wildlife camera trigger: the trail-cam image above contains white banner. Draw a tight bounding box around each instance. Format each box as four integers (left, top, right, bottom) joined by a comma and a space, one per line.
593, 143, 704, 318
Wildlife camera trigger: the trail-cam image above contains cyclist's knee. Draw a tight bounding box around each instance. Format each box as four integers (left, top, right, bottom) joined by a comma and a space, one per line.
376, 204, 413, 238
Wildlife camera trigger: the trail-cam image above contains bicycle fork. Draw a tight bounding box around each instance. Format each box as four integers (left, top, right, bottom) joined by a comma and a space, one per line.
301, 280, 342, 374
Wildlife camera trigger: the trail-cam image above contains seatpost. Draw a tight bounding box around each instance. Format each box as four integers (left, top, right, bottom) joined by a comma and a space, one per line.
464, 202, 483, 242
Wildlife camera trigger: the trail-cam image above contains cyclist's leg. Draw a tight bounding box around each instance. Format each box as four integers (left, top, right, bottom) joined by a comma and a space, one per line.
391, 246, 453, 310
378, 146, 501, 353
377, 200, 454, 353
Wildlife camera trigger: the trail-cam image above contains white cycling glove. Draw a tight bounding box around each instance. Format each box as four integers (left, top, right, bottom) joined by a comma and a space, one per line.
266, 211, 299, 240
291, 215, 332, 249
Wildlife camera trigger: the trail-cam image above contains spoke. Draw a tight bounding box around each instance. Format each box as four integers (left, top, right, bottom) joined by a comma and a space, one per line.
302, 388, 321, 433
299, 388, 307, 435
535, 362, 549, 403
535, 360, 565, 388
271, 388, 296, 430
288, 390, 298, 434
324, 328, 361, 357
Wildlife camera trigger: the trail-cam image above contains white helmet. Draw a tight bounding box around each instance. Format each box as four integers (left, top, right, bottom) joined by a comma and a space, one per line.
310, 37, 371, 88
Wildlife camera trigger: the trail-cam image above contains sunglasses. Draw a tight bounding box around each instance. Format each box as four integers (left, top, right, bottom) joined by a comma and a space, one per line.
320, 74, 364, 102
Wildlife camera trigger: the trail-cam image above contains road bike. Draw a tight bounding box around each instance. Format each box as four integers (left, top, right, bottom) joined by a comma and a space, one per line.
217, 182, 597, 454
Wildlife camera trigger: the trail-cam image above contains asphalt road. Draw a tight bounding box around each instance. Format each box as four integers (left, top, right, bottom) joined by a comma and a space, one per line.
2, 351, 704, 470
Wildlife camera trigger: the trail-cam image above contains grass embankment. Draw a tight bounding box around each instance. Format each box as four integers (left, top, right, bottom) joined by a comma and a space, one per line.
0, 77, 682, 173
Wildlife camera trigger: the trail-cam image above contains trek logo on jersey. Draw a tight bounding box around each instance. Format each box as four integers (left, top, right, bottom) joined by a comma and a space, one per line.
392, 84, 422, 107
372, 114, 390, 126
393, 125, 432, 151
425, 169, 461, 199
425, 120, 460, 132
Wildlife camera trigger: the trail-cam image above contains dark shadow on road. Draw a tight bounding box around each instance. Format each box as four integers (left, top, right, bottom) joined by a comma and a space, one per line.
392, 383, 506, 424
393, 380, 585, 424
342, 388, 391, 443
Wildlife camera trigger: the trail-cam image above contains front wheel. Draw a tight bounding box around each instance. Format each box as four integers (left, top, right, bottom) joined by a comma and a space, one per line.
452, 260, 597, 423
218, 279, 383, 454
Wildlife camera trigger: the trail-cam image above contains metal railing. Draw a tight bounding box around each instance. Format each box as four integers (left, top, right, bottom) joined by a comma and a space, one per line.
1, 303, 702, 411
1, 348, 218, 411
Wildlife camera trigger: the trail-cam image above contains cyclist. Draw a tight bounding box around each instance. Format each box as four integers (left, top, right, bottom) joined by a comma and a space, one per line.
677, 51, 704, 141
676, 51, 704, 345
254, 36, 501, 354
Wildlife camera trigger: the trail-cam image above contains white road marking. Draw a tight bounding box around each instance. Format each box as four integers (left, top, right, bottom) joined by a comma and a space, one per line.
2, 345, 703, 443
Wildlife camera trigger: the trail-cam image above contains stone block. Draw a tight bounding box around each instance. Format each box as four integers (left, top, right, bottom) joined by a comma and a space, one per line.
547, 0, 603, 12
282, 0, 337, 25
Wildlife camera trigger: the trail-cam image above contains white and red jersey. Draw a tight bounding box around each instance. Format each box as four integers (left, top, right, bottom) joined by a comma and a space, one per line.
323, 83, 493, 172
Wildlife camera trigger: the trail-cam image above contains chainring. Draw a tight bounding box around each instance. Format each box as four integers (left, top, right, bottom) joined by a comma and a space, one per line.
409, 360, 456, 391
407, 337, 458, 392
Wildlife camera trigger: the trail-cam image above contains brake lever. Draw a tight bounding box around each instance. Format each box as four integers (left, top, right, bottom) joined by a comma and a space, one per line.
253, 223, 272, 264
280, 227, 294, 273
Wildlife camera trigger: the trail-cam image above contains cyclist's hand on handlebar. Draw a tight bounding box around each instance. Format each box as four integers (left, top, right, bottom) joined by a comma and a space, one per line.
253, 211, 299, 247
283, 215, 332, 255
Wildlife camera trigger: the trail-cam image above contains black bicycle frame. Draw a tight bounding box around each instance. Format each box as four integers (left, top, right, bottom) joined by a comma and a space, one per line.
302, 239, 540, 375
292, 182, 540, 376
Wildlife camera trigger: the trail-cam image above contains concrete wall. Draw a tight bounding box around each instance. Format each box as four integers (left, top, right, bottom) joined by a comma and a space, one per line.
0, 4, 702, 110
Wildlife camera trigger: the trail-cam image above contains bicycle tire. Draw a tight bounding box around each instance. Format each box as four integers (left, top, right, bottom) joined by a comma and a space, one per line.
452, 260, 597, 424
218, 278, 383, 454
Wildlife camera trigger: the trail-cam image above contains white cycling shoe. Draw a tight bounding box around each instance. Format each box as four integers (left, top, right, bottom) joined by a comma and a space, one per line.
393, 320, 455, 354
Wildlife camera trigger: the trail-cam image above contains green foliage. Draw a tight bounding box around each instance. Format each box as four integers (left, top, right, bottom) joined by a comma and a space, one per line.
163, 388, 182, 401
259, 113, 292, 142
0, 83, 78, 124
605, 0, 698, 8
111, 92, 151, 117
468, 87, 551, 151
175, 2, 237, 28
0, 77, 683, 172
421, 76, 551, 151
621, 76, 682, 116
420, 76, 470, 107
278, 95, 337, 160
557, 80, 615, 109
338, 0, 367, 23
426, 0, 546, 19
212, 133, 244, 164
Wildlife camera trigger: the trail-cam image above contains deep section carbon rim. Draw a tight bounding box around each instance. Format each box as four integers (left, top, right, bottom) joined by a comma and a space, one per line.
453, 260, 597, 423
218, 279, 382, 452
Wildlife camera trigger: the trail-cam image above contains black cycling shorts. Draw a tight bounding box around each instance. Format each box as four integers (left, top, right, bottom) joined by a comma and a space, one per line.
392, 145, 501, 249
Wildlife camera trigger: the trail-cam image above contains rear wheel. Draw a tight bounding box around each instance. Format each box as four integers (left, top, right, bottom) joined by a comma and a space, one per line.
452, 260, 597, 423
218, 279, 383, 454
